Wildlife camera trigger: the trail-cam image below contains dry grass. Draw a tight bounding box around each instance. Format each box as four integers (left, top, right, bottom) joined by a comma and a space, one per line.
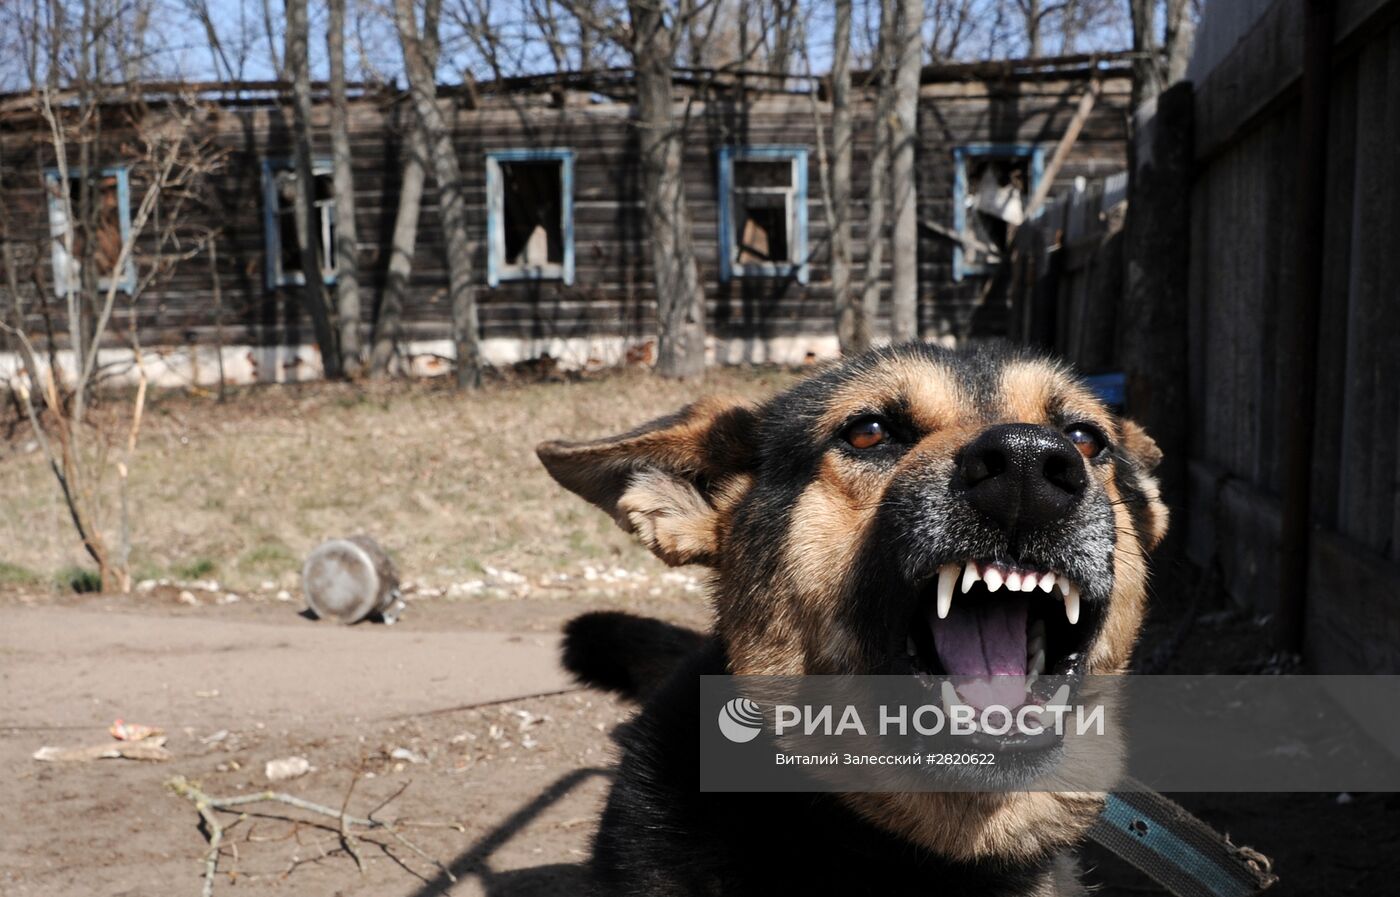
0, 366, 802, 593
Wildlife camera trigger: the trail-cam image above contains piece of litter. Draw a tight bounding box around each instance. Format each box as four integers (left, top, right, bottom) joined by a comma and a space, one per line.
34, 739, 171, 762
110, 719, 164, 741
265, 756, 311, 781
390, 747, 427, 764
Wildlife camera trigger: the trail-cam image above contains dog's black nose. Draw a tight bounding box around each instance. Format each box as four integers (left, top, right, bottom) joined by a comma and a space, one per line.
957, 424, 1087, 532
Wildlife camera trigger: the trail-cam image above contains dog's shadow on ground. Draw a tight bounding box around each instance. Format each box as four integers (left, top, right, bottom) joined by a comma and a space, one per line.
406, 767, 609, 896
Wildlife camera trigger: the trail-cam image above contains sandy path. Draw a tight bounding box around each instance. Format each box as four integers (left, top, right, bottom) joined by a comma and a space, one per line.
1, 604, 622, 897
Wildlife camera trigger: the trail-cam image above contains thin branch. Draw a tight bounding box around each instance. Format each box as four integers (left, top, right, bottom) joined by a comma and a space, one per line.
167, 776, 458, 894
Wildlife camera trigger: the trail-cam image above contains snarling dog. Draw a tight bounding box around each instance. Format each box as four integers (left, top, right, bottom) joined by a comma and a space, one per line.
537, 343, 1168, 896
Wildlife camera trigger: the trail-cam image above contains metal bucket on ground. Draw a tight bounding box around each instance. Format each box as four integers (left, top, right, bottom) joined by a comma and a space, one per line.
301, 536, 404, 624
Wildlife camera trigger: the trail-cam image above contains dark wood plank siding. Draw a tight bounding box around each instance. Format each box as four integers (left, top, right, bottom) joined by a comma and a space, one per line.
1182, 0, 1400, 672
0, 77, 1129, 351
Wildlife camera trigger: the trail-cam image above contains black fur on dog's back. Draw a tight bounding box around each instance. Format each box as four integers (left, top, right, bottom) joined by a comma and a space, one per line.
561, 611, 706, 702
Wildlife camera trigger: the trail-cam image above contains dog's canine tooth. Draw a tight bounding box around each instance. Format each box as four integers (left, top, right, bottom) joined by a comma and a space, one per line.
1020, 571, 1038, 592
983, 566, 1005, 592
1049, 683, 1071, 708
1006, 570, 1022, 590
1057, 576, 1071, 596
1064, 584, 1081, 625
940, 680, 959, 713
1039, 572, 1056, 593
936, 564, 958, 619
960, 561, 981, 593
1029, 648, 1045, 675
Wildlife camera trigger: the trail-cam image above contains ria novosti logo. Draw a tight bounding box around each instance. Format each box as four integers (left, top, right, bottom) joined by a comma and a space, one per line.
717, 697, 764, 743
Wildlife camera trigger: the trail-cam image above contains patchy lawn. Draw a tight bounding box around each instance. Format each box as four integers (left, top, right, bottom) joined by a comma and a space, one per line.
0, 365, 802, 600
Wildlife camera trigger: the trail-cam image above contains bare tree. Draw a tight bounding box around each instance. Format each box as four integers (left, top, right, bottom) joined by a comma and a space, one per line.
829, 0, 859, 352
371, 0, 442, 377
328, 0, 364, 376
1162, 0, 1195, 85
394, 0, 483, 388
1129, 0, 1194, 107
629, 0, 707, 379
286, 0, 343, 378
3, 22, 220, 590
888, 0, 921, 342
857, 0, 897, 350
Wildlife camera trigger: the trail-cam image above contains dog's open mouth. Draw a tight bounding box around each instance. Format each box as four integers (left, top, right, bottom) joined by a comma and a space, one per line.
904, 560, 1101, 710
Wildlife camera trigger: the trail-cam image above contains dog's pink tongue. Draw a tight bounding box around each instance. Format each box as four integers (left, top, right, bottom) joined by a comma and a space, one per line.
930, 596, 1028, 709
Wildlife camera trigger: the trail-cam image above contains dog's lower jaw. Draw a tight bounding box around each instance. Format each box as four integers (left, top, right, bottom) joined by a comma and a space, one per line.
841, 790, 1105, 866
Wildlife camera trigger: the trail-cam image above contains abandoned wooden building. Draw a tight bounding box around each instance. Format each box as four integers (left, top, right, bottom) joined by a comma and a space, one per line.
0, 54, 1132, 384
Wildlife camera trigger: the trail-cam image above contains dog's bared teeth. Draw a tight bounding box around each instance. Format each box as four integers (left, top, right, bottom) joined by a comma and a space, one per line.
983, 566, 1005, 592
961, 562, 981, 594
1049, 683, 1071, 709
935, 564, 958, 619
1006, 570, 1022, 590
1020, 571, 1038, 592
1029, 648, 1045, 675
1064, 584, 1081, 625
1057, 576, 1071, 597
1039, 572, 1056, 593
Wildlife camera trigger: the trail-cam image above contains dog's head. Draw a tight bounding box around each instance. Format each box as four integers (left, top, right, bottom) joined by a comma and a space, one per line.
538, 343, 1167, 860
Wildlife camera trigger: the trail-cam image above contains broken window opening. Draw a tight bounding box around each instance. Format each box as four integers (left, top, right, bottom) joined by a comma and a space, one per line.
719, 147, 808, 283
486, 149, 575, 286
262, 159, 337, 289
44, 166, 134, 296
952, 146, 1042, 281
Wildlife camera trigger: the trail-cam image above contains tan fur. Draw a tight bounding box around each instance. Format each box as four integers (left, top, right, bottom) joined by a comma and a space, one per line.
617, 470, 722, 566
820, 356, 971, 434
843, 790, 1105, 865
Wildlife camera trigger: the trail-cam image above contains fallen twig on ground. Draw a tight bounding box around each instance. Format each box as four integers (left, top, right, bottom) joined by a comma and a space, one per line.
167, 774, 457, 896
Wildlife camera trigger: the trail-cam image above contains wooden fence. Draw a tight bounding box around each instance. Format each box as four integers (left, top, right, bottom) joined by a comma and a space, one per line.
1010, 0, 1400, 674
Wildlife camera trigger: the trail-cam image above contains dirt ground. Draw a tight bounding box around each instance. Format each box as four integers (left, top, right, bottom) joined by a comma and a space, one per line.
2, 371, 1396, 896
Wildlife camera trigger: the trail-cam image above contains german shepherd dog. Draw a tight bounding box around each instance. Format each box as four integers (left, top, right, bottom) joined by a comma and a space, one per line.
537, 343, 1168, 896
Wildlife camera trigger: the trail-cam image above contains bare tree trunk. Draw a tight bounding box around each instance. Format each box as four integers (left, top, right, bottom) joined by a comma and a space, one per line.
371, 117, 426, 376
371, 0, 440, 378
1163, 0, 1195, 86
1022, 0, 1043, 58
1129, 0, 1160, 109
286, 0, 343, 378
328, 0, 363, 376
858, 0, 897, 346
830, 0, 859, 353
629, 0, 706, 379
888, 0, 921, 342
393, 0, 482, 388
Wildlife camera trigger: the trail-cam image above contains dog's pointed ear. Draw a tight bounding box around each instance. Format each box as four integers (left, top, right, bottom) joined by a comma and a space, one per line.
1119, 419, 1163, 472
1119, 418, 1169, 549
536, 396, 759, 567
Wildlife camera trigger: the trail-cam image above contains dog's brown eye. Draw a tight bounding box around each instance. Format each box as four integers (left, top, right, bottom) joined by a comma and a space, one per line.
1066, 424, 1106, 459
845, 418, 887, 450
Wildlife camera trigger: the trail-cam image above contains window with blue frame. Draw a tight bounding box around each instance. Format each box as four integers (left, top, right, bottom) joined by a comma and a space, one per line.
261, 158, 337, 290
951, 144, 1045, 281
485, 149, 575, 286
718, 146, 808, 284
45, 166, 136, 296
